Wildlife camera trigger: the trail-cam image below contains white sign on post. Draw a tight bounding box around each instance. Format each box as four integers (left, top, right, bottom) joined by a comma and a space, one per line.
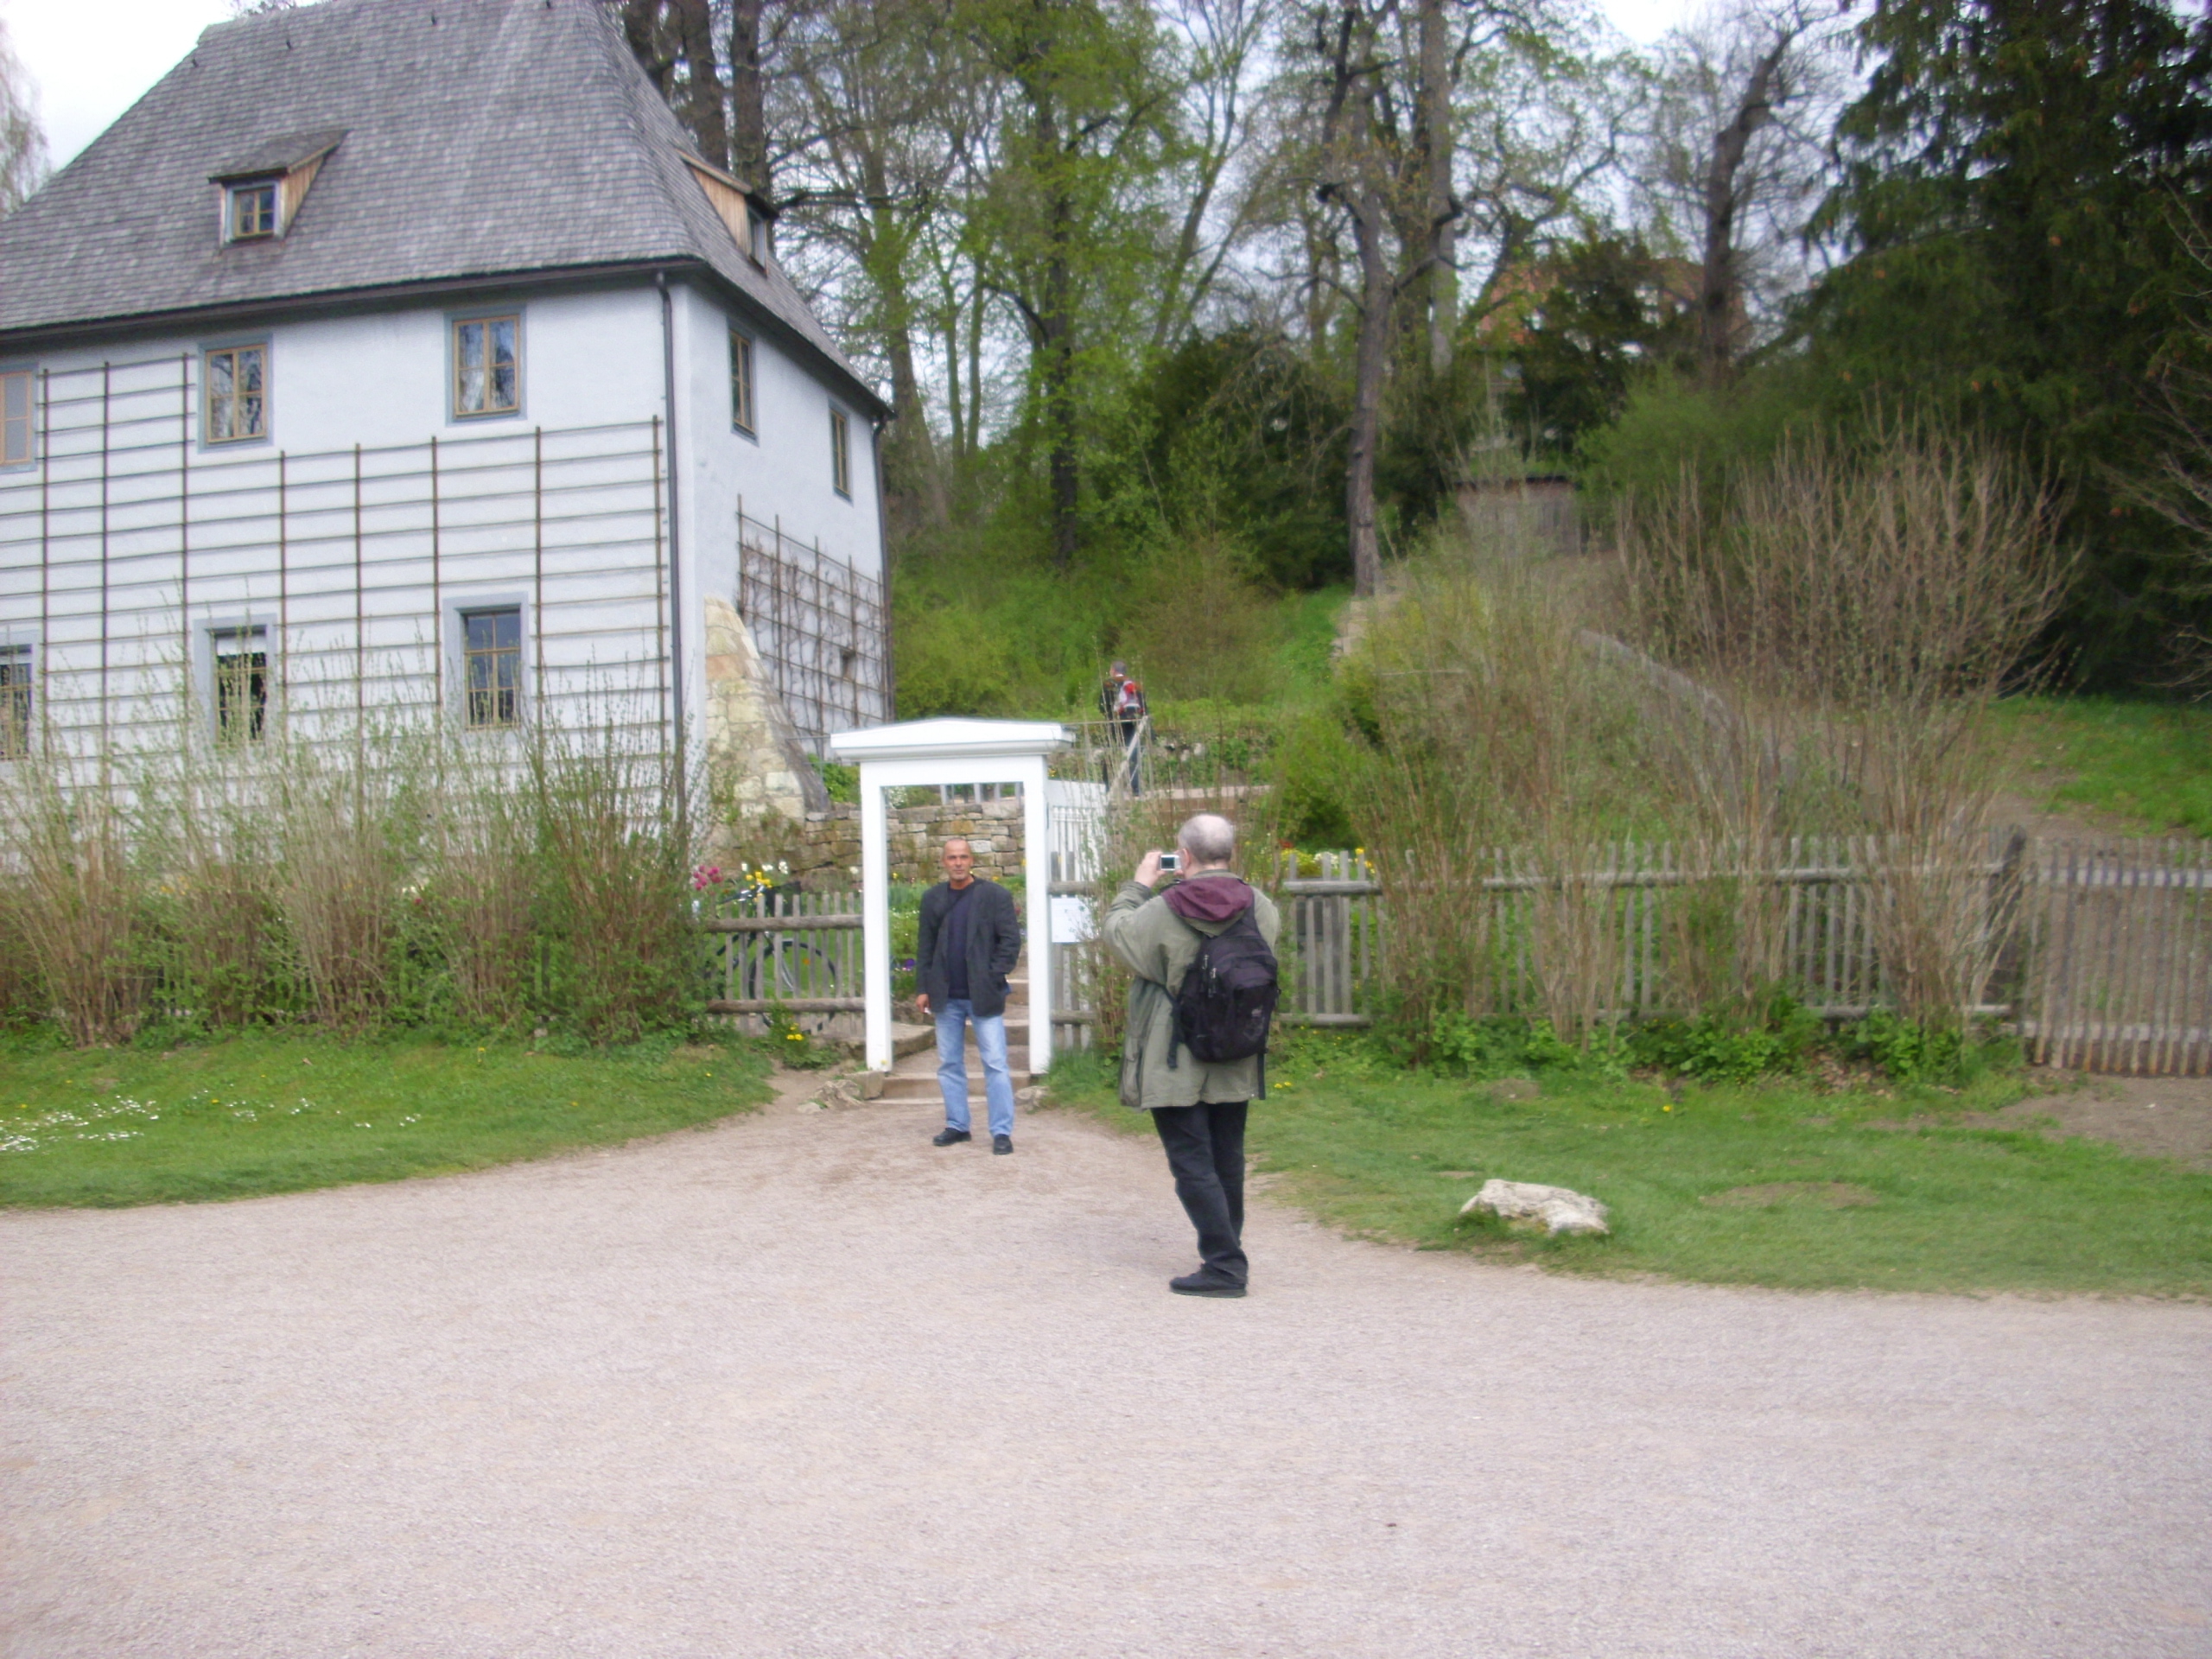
1050, 893, 1096, 943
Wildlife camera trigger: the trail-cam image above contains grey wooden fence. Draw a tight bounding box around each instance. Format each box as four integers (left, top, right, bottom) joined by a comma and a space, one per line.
1265, 835, 2211, 1076
2017, 838, 2212, 1075
702, 886, 862, 1027
707, 836, 2212, 1077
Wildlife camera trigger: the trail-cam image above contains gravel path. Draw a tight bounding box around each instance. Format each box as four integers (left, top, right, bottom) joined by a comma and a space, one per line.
4, 1078, 2209, 1659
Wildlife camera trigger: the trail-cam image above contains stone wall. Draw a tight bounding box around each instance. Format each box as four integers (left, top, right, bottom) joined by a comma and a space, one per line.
782, 796, 1027, 890
702, 594, 829, 821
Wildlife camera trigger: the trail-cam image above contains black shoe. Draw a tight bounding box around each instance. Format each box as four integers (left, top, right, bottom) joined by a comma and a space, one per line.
931, 1128, 972, 1147
992, 1133, 1014, 1155
1170, 1272, 1247, 1299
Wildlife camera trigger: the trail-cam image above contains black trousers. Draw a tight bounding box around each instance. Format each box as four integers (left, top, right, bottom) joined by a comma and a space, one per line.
1151, 1101, 1249, 1282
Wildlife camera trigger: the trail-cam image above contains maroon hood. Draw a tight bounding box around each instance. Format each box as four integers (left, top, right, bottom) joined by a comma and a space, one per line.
1164, 873, 1254, 925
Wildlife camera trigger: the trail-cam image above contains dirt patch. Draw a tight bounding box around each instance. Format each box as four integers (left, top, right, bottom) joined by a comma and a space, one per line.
1859, 1074, 2212, 1170
1702, 1181, 1882, 1210
1997, 1072, 2212, 1171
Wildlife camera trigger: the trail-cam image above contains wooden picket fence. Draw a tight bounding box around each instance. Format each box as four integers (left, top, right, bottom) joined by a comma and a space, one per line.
1274, 836, 2023, 1026
702, 836, 2212, 1077
1264, 835, 2212, 1076
701, 886, 862, 1027
2016, 838, 2212, 1074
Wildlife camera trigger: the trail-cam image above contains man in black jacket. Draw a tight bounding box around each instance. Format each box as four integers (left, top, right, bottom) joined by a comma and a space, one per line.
914, 837, 1024, 1154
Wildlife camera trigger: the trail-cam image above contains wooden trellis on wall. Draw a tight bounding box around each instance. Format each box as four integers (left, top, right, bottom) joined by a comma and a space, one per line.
735, 508, 890, 758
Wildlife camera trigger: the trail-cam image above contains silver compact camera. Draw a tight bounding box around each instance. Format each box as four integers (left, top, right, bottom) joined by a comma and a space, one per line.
1158, 852, 1180, 873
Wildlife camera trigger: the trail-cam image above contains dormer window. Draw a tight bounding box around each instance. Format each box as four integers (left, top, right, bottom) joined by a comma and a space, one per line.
229, 181, 278, 240
682, 153, 772, 268
211, 127, 345, 245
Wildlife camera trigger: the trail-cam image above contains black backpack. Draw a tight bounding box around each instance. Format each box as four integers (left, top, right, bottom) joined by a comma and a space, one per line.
1170, 902, 1279, 1069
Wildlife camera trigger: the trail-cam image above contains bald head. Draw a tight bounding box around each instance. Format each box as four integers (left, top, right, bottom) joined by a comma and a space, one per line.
1177, 813, 1236, 871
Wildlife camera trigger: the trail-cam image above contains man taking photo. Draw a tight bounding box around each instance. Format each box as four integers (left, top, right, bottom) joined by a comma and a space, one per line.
1103, 813, 1280, 1296
914, 836, 1024, 1154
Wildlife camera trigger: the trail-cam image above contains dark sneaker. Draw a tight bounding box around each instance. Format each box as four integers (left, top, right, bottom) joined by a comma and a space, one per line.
992, 1133, 1014, 1155
1170, 1272, 1247, 1299
931, 1128, 972, 1147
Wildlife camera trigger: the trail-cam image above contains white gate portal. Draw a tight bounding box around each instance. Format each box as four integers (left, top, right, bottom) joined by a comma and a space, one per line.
828, 718, 1071, 1073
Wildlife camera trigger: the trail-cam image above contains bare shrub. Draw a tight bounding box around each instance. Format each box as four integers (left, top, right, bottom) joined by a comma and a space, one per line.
271, 743, 419, 1034
429, 766, 537, 1030
1348, 550, 1669, 1038
0, 769, 146, 1044
0, 879, 39, 1024
528, 724, 698, 1045
1618, 420, 2069, 1025
140, 749, 287, 1028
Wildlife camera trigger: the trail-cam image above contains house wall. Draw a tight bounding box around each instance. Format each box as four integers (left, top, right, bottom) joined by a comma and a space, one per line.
0, 275, 887, 795
673, 280, 882, 600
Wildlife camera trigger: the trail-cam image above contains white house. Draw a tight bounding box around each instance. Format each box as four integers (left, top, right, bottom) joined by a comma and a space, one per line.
0, 0, 890, 815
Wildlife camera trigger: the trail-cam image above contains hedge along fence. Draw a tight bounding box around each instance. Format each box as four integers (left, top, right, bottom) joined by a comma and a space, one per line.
1054, 835, 2212, 1077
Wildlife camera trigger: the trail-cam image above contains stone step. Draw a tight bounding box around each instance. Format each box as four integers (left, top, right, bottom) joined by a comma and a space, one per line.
889, 1052, 1035, 1079
879, 1072, 1033, 1102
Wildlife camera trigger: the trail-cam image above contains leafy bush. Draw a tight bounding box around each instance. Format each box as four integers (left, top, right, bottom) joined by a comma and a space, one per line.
1834, 1010, 2016, 1085
1268, 709, 1363, 849
1416, 1010, 1627, 1082
1626, 999, 1823, 1084
893, 604, 1020, 716
812, 758, 861, 804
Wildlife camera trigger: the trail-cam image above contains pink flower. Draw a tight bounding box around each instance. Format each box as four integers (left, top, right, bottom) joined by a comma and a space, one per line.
691, 865, 724, 891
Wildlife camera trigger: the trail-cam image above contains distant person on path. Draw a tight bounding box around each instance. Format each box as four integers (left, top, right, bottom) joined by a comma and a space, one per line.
915, 837, 1024, 1154
1100, 660, 1130, 725
1101, 661, 1147, 795
1103, 813, 1281, 1297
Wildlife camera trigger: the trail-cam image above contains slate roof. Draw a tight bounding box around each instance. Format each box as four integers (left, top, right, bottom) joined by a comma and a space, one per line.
0, 0, 884, 415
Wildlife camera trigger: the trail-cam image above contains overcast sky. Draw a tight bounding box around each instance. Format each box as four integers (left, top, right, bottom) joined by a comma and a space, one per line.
6, 0, 1703, 174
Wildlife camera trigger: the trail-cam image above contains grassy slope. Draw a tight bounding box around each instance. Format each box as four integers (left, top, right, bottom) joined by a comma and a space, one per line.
0, 1030, 774, 1208
1043, 1041, 2212, 1296
1991, 696, 2212, 836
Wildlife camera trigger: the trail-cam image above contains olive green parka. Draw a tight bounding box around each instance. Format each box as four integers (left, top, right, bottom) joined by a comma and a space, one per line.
1101, 877, 1281, 1110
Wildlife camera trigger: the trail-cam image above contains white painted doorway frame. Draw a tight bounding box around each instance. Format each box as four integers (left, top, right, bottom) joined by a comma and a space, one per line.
828, 718, 1071, 1073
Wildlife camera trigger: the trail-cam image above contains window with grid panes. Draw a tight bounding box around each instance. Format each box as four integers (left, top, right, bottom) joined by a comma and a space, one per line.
730, 329, 755, 434
212, 627, 269, 741
204, 345, 266, 442
830, 406, 850, 498
462, 607, 522, 728
453, 315, 520, 417
229, 181, 277, 239
2, 370, 31, 467
0, 645, 29, 758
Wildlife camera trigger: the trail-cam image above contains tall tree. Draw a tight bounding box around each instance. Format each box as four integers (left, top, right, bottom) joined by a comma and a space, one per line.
971, 0, 1172, 569
620, 0, 733, 171
777, 1, 982, 531
0, 17, 47, 216
1414, 0, 1457, 373
1812, 0, 2212, 683
1640, 1, 1840, 381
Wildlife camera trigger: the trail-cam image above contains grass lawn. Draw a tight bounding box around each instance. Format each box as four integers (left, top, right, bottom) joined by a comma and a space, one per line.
1044, 1039, 2212, 1297
1991, 695, 2212, 837
0, 1028, 774, 1208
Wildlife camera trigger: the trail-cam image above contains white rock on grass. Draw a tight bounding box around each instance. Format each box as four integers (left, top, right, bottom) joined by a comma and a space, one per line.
1460, 1179, 1611, 1236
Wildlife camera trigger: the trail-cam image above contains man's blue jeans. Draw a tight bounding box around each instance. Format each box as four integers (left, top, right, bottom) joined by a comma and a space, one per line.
935, 998, 1015, 1138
